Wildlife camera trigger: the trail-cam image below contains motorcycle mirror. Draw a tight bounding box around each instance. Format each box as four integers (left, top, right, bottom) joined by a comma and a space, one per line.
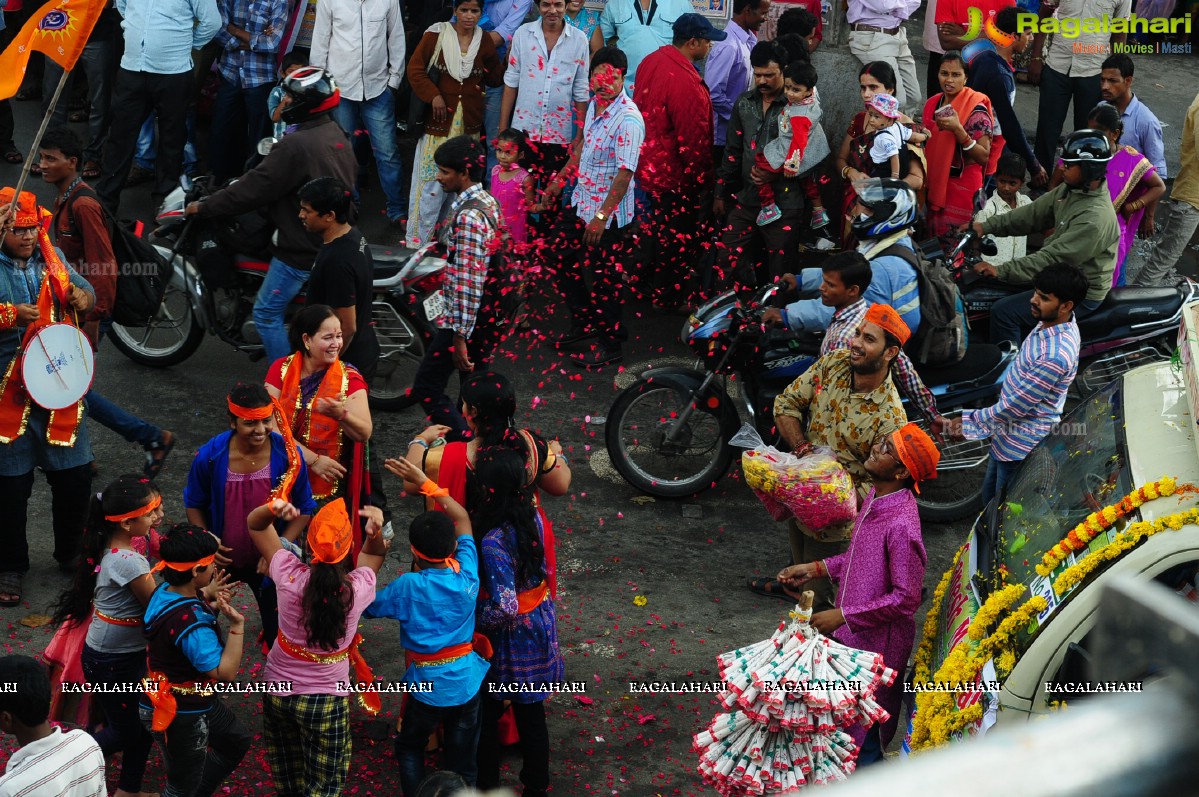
257, 137, 279, 156
180, 174, 193, 193
980, 237, 999, 257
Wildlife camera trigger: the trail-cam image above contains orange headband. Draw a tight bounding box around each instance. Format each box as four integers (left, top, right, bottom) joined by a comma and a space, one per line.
864, 303, 911, 347
228, 398, 274, 420
890, 423, 940, 493
410, 545, 461, 574
150, 553, 216, 573
105, 494, 163, 522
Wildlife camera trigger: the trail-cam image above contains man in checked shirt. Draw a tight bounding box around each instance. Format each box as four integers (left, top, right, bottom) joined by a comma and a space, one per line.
408, 136, 508, 440
762, 251, 945, 437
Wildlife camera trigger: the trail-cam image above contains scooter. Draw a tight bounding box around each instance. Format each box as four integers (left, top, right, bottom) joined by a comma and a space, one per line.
107, 174, 446, 411
604, 282, 1016, 523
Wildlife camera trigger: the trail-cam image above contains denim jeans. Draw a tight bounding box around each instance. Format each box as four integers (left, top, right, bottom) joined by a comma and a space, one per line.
857, 725, 884, 766
483, 84, 504, 177
332, 91, 407, 220
410, 329, 470, 439
42, 32, 117, 163
140, 699, 252, 797
253, 257, 310, 364
477, 697, 549, 796
395, 693, 481, 797
208, 78, 274, 183
86, 390, 160, 447
81, 645, 154, 793
982, 455, 1023, 506
988, 290, 1102, 346
134, 111, 199, 173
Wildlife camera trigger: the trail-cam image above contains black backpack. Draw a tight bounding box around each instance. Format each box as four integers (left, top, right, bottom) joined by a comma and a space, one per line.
62, 187, 169, 328
877, 242, 968, 366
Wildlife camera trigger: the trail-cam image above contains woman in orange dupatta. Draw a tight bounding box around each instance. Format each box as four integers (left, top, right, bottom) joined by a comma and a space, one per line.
265, 304, 374, 559
922, 51, 994, 243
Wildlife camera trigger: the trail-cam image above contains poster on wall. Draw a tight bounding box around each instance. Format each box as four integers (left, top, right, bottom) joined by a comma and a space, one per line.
585, 0, 731, 23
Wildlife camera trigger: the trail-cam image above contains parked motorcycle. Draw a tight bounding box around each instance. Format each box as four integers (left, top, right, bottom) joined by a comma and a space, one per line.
604, 282, 1016, 523
108, 175, 445, 410
944, 229, 1199, 396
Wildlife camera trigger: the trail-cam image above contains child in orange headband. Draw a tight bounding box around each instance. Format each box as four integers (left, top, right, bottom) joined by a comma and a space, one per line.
46, 475, 159, 797
368, 457, 488, 794
139, 523, 251, 796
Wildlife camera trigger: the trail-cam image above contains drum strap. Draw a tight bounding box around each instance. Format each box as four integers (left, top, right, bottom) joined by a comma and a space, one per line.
0, 230, 86, 447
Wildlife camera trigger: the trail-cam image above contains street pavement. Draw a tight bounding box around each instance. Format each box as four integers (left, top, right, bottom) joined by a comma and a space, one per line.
1, 52, 1196, 792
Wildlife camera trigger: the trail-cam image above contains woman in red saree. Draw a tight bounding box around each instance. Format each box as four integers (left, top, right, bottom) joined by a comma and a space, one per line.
922, 51, 994, 243
836, 62, 927, 248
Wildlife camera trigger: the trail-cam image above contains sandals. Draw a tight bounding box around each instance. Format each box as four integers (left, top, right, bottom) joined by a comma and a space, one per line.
143, 430, 176, 480
746, 576, 793, 601
82, 160, 100, 179
0, 571, 23, 607
3, 149, 21, 165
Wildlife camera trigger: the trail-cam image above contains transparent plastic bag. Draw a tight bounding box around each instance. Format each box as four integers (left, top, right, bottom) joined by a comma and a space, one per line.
733, 424, 857, 530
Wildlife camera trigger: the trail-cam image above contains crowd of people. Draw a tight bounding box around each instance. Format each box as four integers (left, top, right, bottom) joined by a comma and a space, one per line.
0, 0, 1195, 790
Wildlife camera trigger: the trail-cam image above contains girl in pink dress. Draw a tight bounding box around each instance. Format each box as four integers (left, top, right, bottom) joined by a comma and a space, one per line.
493, 129, 536, 328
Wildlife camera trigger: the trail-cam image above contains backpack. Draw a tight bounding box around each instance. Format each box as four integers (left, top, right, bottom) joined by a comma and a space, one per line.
877, 242, 968, 367
62, 187, 169, 328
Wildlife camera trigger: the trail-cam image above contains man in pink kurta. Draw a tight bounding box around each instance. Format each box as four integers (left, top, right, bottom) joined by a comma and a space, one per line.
779, 422, 938, 765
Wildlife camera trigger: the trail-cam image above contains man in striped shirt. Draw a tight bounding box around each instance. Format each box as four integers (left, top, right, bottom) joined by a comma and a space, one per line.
763, 250, 941, 430
947, 264, 1086, 504
0, 656, 105, 797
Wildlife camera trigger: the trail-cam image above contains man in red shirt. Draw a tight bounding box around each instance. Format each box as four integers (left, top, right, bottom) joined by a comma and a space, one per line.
632, 13, 724, 310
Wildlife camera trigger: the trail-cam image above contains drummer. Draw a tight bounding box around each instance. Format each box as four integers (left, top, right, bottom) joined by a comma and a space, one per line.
0, 188, 96, 607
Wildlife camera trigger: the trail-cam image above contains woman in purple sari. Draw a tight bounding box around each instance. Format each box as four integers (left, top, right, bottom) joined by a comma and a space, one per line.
1052, 104, 1165, 286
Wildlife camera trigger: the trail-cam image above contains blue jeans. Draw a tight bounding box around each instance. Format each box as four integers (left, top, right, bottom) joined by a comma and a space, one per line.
988, 290, 1102, 346
89, 323, 161, 447
139, 699, 251, 797
81, 645, 154, 793
208, 77, 273, 183
982, 455, 1023, 506
483, 84, 503, 178
857, 725, 884, 766
332, 91, 406, 220
253, 257, 309, 364
134, 111, 199, 173
395, 692, 481, 796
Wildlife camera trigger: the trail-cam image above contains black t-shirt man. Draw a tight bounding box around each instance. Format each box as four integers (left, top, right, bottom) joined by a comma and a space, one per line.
307, 226, 380, 381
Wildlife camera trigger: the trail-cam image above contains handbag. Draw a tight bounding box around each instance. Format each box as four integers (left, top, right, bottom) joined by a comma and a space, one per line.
406, 36, 444, 135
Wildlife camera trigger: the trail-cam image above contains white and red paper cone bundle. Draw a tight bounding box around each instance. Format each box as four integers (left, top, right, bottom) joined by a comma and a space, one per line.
693, 591, 896, 794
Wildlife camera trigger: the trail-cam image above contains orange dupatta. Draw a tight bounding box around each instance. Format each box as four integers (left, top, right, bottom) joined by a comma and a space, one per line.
922, 87, 993, 212
0, 229, 86, 446
277, 353, 347, 498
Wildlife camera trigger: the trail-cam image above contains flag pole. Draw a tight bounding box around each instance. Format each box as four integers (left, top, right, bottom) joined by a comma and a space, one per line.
2, 67, 71, 234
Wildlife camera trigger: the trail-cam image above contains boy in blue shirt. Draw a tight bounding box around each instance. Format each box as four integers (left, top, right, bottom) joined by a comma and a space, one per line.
139, 523, 251, 797
367, 457, 488, 795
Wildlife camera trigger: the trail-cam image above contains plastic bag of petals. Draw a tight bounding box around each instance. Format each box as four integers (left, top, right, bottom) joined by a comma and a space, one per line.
732, 424, 857, 531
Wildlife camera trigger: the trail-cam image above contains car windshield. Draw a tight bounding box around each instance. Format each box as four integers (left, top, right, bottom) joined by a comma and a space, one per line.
991, 379, 1131, 592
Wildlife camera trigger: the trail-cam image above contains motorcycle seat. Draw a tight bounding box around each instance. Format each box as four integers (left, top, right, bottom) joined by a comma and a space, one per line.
912, 343, 1003, 388
1076, 286, 1180, 338
370, 245, 415, 279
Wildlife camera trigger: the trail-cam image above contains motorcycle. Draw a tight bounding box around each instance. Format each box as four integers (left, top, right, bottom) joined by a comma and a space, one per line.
604, 282, 1016, 523
943, 229, 1199, 396
108, 174, 446, 411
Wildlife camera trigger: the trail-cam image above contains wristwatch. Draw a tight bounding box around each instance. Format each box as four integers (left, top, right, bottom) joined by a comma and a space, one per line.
594, 209, 608, 222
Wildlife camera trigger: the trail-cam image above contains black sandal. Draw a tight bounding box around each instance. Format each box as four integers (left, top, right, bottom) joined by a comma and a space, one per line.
0, 571, 23, 607
746, 576, 792, 601
144, 430, 176, 479
3, 149, 21, 164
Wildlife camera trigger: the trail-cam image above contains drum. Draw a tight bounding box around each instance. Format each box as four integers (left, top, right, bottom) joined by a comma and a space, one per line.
22, 323, 95, 410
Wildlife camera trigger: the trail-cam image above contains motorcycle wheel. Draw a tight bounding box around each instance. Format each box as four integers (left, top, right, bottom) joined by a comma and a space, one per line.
368, 299, 427, 411
913, 407, 989, 524
605, 378, 736, 498
109, 250, 205, 368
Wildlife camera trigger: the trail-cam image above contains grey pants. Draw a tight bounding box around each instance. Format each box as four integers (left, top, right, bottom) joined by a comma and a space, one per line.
1131, 199, 1199, 287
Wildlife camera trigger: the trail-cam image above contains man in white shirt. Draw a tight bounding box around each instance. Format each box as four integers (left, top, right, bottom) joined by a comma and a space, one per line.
0, 656, 105, 797
845, 0, 921, 114
500, 0, 590, 226
310, 0, 408, 224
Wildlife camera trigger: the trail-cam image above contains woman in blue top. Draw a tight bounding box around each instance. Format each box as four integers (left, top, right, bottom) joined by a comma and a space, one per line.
184, 383, 317, 648
473, 446, 564, 797
566, 0, 603, 54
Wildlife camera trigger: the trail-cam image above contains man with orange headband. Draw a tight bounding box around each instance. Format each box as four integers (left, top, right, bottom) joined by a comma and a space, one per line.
0, 189, 96, 607
365, 457, 489, 794
749, 303, 907, 607
778, 422, 937, 765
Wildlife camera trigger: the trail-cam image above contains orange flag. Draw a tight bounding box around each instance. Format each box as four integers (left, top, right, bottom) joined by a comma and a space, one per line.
0, 0, 107, 100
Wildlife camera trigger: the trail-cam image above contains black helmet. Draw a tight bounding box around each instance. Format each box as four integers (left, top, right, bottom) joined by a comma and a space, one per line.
280, 66, 340, 124
850, 178, 918, 239
1060, 129, 1112, 183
